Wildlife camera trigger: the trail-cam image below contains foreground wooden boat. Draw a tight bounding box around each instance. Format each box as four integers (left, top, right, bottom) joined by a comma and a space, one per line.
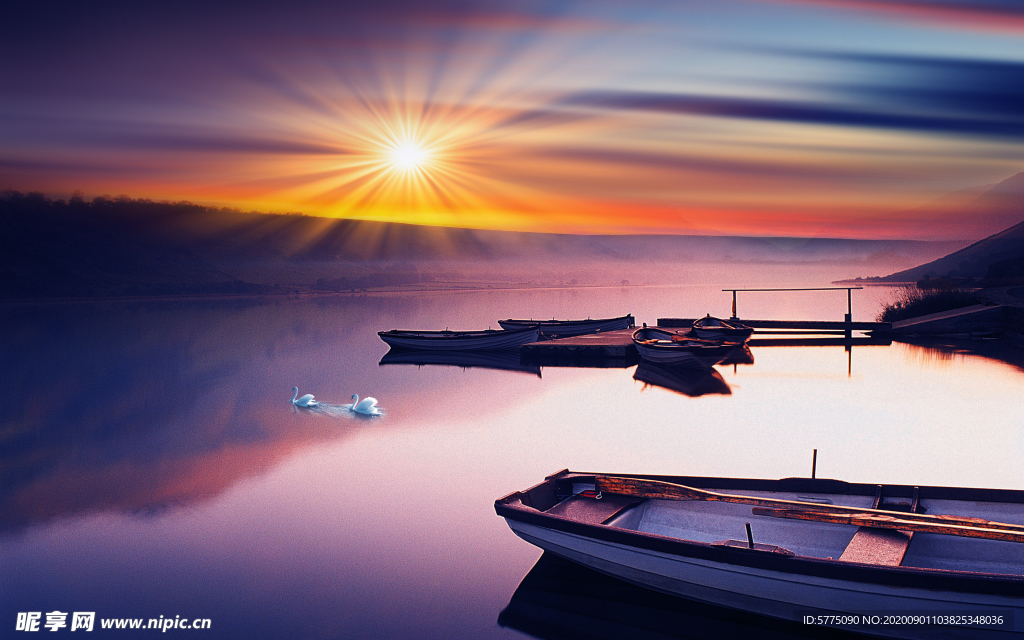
692, 314, 755, 342
496, 470, 1024, 638
377, 326, 539, 351
498, 314, 635, 338
632, 325, 734, 367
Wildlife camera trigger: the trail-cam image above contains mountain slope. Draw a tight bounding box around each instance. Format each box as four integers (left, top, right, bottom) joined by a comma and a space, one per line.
884, 218, 1024, 283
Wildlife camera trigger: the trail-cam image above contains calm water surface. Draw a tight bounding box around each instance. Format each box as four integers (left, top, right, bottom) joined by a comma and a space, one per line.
3, 277, 1024, 639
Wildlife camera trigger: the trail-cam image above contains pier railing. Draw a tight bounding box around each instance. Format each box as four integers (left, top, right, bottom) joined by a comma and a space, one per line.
723, 287, 863, 322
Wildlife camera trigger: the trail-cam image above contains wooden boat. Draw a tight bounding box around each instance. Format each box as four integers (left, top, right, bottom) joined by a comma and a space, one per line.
378, 348, 541, 377
496, 470, 1024, 638
377, 326, 540, 351
691, 314, 754, 342
632, 325, 734, 367
498, 314, 634, 338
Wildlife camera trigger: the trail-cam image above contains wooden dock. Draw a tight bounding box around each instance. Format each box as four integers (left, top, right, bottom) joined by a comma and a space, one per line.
658, 318, 892, 333
520, 320, 893, 361
521, 328, 638, 358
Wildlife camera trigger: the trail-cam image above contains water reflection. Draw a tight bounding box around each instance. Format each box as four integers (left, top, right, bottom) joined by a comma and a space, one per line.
521, 351, 640, 369
0, 298, 385, 535
4, 287, 1024, 640
379, 348, 542, 377
720, 343, 755, 366
894, 337, 1024, 374
499, 553, 856, 640
633, 361, 732, 397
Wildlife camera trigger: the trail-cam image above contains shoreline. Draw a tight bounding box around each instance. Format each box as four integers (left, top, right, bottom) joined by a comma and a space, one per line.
0, 281, 653, 306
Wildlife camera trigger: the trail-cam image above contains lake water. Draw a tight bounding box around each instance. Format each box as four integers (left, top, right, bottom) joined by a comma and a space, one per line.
3, 275, 1024, 639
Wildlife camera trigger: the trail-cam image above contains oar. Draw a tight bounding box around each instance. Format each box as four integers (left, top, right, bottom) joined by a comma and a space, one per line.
752, 507, 1024, 543
594, 475, 1024, 534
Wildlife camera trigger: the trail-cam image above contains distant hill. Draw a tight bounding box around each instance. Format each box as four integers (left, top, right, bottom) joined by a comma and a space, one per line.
0, 190, 962, 300
881, 217, 1024, 285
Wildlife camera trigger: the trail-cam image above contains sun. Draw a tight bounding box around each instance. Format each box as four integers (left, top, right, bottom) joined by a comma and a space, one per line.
387, 139, 431, 173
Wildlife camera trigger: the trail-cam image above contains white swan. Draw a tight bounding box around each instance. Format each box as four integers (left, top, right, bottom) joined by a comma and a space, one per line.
350, 394, 381, 416
291, 386, 318, 407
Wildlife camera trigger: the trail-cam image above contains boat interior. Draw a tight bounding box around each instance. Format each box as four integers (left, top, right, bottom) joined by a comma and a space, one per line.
507, 474, 1024, 577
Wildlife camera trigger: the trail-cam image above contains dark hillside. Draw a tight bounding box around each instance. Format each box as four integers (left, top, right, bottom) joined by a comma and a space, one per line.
883, 218, 1024, 284
1, 191, 961, 300
1, 193, 243, 299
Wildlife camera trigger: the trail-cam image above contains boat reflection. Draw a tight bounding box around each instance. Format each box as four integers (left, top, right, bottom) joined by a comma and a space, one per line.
499, 553, 854, 640
633, 360, 731, 397
718, 343, 755, 366
378, 348, 541, 377
519, 351, 641, 369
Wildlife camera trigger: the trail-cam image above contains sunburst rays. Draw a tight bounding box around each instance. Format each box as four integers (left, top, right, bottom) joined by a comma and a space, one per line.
244, 90, 575, 233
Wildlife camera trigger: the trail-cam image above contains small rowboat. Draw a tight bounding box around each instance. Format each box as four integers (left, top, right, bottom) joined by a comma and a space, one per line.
632, 325, 734, 367
496, 470, 1024, 638
691, 314, 754, 342
377, 326, 539, 351
498, 314, 634, 338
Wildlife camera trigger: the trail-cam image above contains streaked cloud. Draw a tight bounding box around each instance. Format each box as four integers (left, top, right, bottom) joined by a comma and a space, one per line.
755, 0, 1024, 32
2, 0, 1024, 240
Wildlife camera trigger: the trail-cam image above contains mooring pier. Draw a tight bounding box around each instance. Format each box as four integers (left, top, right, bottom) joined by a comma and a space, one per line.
662, 287, 891, 335
520, 287, 891, 362
658, 318, 891, 333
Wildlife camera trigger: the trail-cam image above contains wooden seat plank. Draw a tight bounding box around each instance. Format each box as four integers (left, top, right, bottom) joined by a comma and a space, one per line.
545, 494, 641, 525
839, 527, 913, 566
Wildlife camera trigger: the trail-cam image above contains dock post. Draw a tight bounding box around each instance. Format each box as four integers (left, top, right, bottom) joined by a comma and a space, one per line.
845, 288, 853, 338
811, 449, 817, 479
731, 290, 738, 319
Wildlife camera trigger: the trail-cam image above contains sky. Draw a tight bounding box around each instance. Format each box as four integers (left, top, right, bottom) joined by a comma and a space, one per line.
3, 0, 1024, 240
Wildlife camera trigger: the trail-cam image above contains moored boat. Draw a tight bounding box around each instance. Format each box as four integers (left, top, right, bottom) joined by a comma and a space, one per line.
377, 326, 540, 351
496, 470, 1024, 638
498, 314, 635, 338
692, 314, 754, 342
632, 325, 734, 367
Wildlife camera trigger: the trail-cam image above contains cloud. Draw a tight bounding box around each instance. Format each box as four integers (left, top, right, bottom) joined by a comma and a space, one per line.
754, 0, 1024, 32
534, 146, 871, 183
809, 52, 1024, 121
560, 47, 1024, 141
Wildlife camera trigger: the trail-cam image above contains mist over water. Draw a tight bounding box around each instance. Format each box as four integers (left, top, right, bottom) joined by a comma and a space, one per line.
3, 273, 1023, 638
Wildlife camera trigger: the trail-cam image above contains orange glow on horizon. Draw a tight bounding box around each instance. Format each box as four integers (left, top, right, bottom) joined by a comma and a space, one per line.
6, 3, 1024, 244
